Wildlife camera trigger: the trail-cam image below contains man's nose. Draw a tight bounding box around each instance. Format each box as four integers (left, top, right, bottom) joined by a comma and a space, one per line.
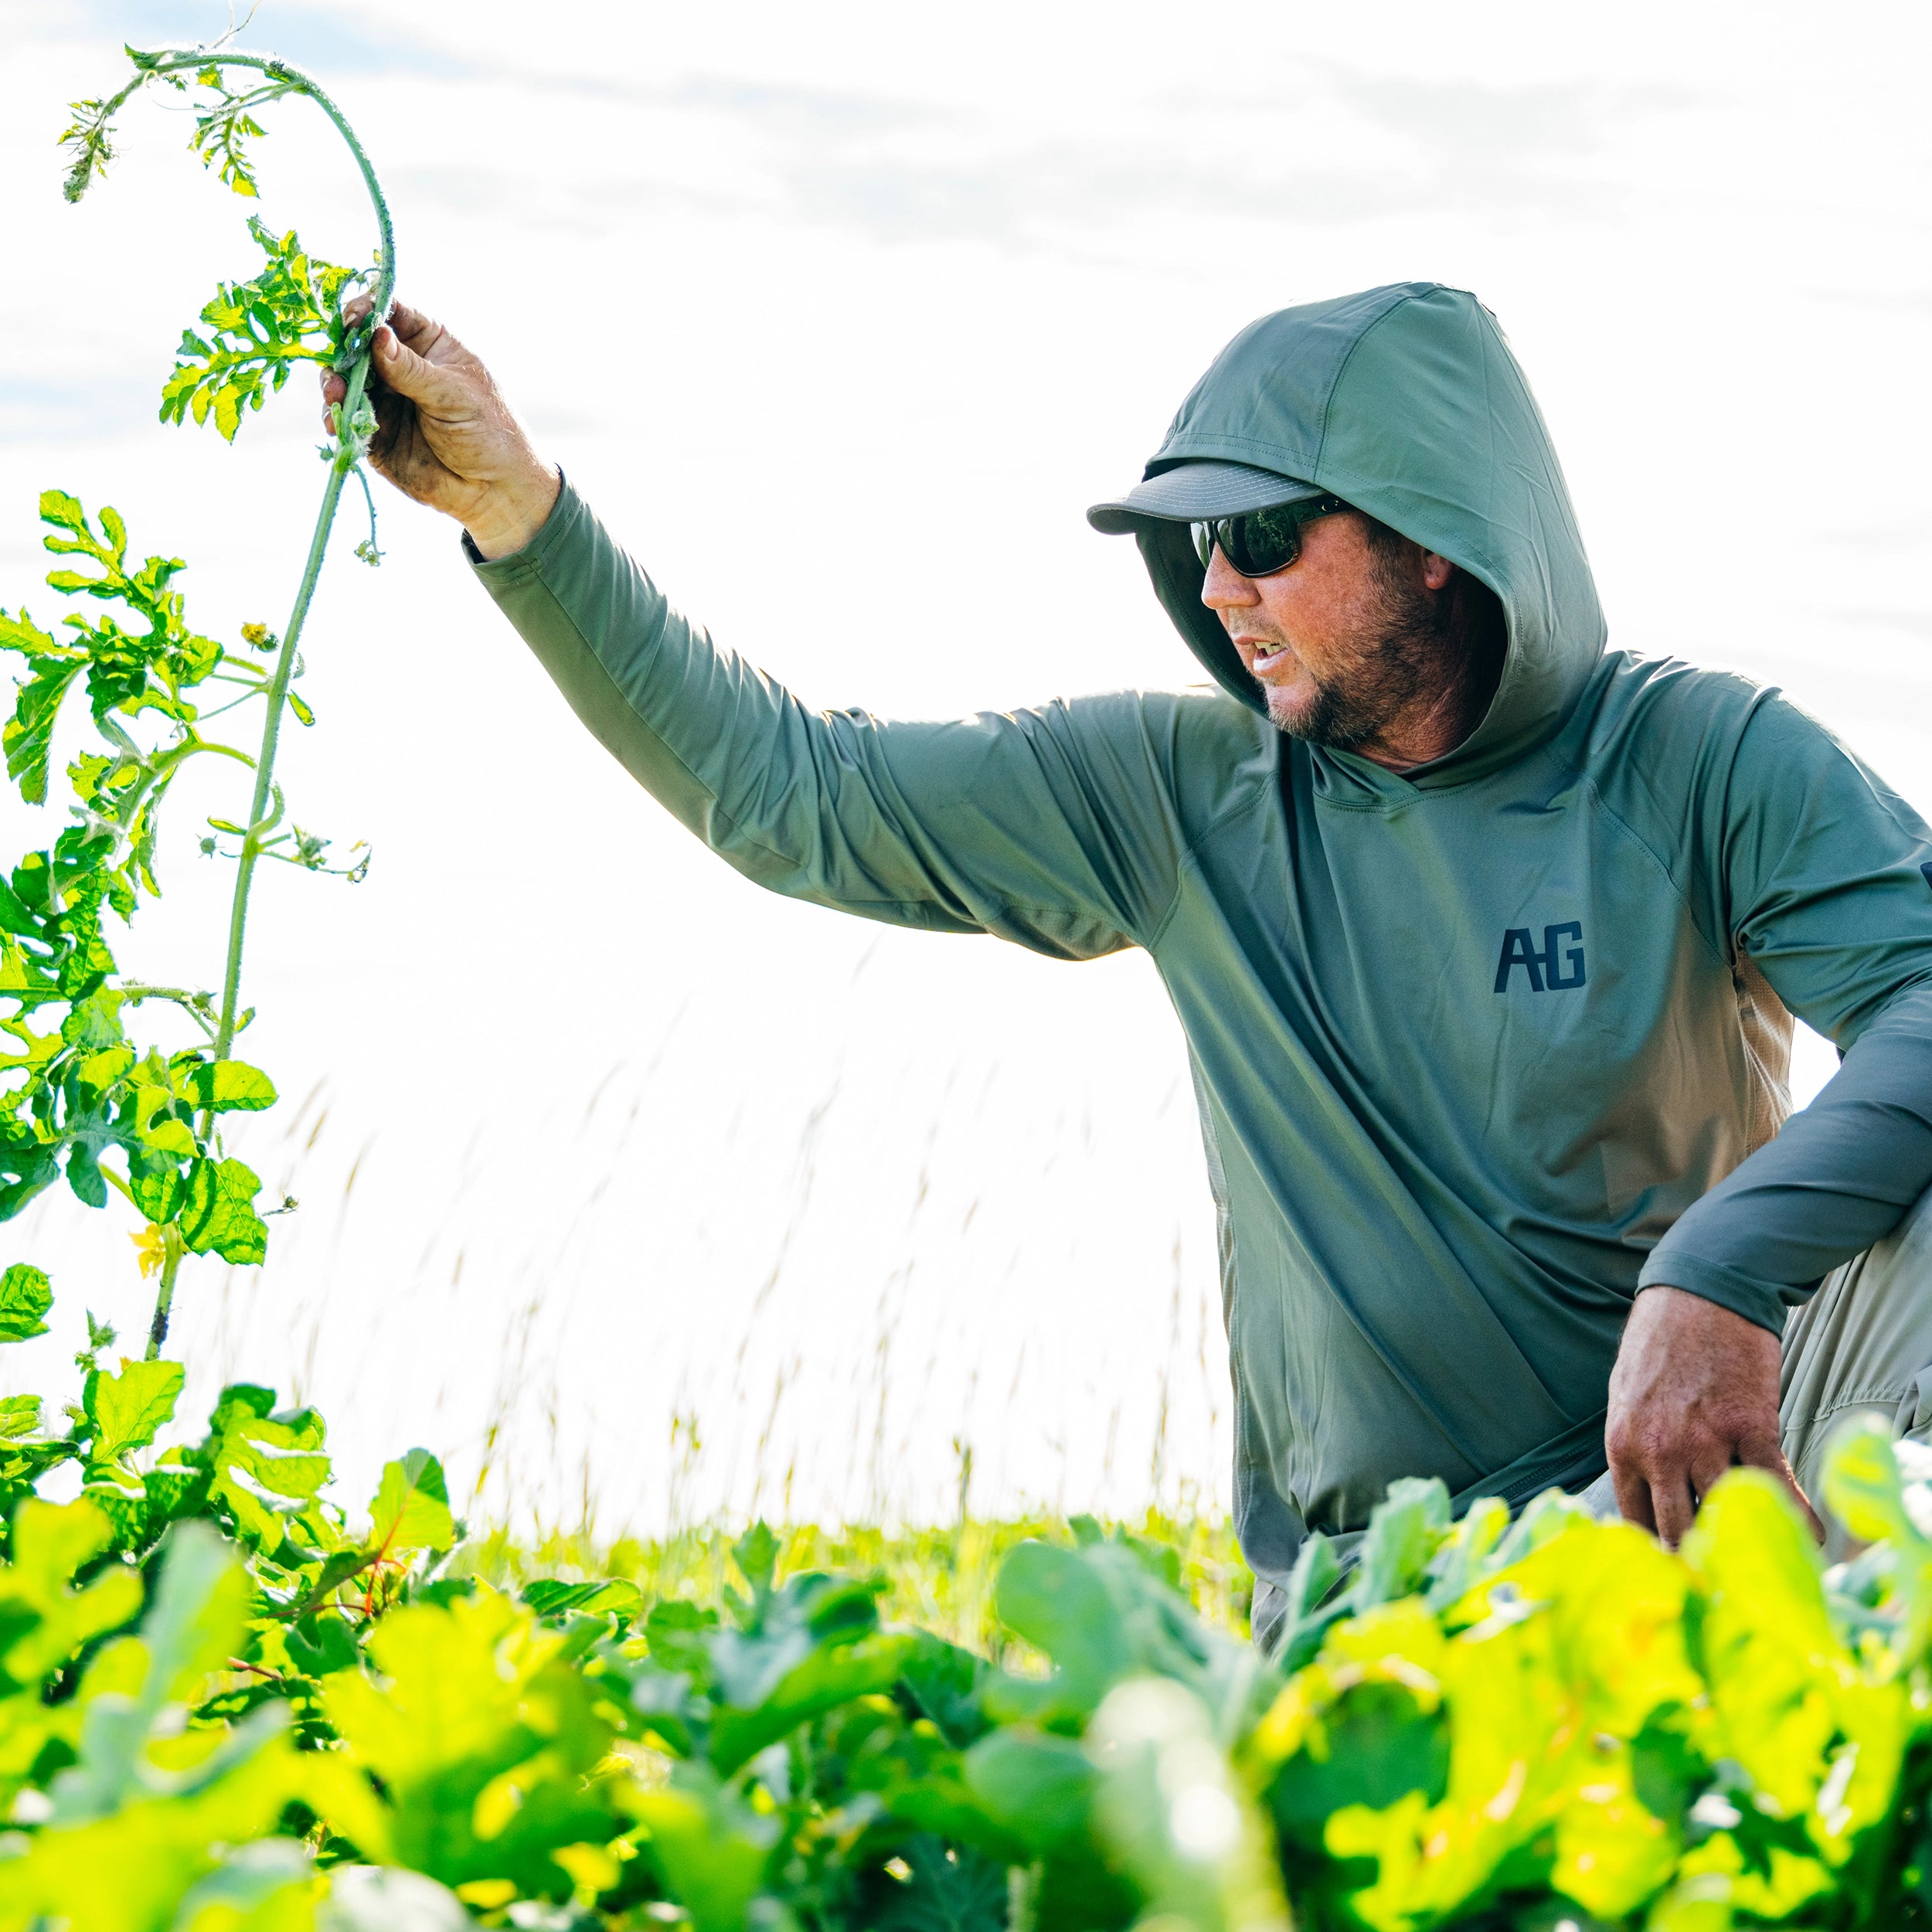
1199, 545, 1258, 610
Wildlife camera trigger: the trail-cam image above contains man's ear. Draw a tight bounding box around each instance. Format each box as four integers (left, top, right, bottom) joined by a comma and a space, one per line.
1420, 550, 1456, 593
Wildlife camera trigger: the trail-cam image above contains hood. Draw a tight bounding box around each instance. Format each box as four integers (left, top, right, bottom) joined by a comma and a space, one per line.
1131, 283, 1606, 787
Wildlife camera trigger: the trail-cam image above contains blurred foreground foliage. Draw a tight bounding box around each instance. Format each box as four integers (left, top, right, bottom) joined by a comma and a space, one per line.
0, 1271, 1930, 1932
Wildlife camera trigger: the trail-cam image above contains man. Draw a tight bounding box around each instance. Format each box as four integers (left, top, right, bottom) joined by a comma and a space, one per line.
326, 281, 1932, 1655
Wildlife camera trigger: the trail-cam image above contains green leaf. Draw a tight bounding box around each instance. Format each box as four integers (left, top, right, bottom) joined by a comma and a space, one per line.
0, 607, 59, 658
203, 1386, 332, 1550
366, 1448, 454, 1563
170, 1842, 314, 1927
900, 1628, 994, 1748
962, 1725, 1098, 1850
718, 1566, 879, 1660
46, 1519, 260, 1821
0, 1497, 145, 1690
322, 1588, 624, 1895
0, 1263, 52, 1342
179, 1155, 267, 1265
85, 1355, 183, 1465
983, 1539, 1130, 1723
1354, 1475, 1452, 1607
1266, 1679, 1451, 1840
284, 1612, 361, 1679
140, 1450, 212, 1534
708, 1628, 915, 1776
75, 1043, 133, 1093
162, 218, 364, 447
733, 1519, 780, 1594
36, 491, 90, 540
1273, 1532, 1347, 1671
628, 1764, 777, 1932
143, 1119, 196, 1160
872, 1835, 1010, 1932
2, 655, 85, 805
130, 1155, 186, 1225
183, 1059, 277, 1114
96, 505, 128, 563
644, 1597, 719, 1679
522, 1577, 641, 1621
1822, 1414, 1925, 1551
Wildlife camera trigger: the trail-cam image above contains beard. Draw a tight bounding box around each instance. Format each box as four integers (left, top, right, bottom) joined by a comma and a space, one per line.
1264, 561, 1454, 753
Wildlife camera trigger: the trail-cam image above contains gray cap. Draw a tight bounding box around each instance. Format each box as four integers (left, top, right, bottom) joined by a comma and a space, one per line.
1087, 459, 1325, 535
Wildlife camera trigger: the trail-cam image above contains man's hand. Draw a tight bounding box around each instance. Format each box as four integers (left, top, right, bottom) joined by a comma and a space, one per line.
321, 298, 560, 560
1605, 1284, 1822, 1548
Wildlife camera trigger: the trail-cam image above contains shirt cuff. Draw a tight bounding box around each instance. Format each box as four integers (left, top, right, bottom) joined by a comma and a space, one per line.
461, 472, 575, 579
1634, 1253, 1796, 1337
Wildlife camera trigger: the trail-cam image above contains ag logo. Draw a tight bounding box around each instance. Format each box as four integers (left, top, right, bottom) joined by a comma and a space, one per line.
1494, 922, 1586, 993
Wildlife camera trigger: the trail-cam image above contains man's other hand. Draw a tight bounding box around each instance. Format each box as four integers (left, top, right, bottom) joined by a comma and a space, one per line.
321, 298, 560, 560
1605, 1284, 1822, 1548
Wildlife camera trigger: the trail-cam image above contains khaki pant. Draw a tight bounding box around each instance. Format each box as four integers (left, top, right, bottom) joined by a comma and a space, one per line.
1577, 1183, 1932, 1547
1254, 1194, 1932, 1656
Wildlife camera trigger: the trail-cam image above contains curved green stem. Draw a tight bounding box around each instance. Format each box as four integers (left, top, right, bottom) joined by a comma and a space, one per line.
129, 44, 395, 1358
127, 48, 396, 327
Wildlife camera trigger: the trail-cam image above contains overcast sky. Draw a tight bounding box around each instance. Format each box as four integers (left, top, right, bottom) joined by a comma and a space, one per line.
2, 0, 1927, 1536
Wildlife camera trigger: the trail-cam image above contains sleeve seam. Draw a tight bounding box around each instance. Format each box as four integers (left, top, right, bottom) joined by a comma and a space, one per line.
1544, 740, 1735, 977
1146, 784, 1270, 952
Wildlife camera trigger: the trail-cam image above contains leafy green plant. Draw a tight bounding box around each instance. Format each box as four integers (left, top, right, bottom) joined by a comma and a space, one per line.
1, 1369, 1930, 1930
3, 32, 394, 1356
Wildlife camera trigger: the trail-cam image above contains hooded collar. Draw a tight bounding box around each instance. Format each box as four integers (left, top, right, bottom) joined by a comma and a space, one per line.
1128, 283, 1607, 794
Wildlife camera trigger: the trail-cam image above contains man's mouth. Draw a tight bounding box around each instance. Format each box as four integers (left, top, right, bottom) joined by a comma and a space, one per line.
1248, 642, 1294, 676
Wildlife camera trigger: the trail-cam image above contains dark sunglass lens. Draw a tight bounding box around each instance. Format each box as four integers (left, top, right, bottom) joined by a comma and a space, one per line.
1230, 502, 1303, 577
1191, 521, 1216, 570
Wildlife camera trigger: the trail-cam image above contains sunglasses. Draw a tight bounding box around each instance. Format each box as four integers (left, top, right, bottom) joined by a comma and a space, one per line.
1191, 494, 1350, 577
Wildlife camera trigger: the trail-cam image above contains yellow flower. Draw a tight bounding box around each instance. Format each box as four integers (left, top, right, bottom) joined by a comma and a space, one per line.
130, 1223, 166, 1279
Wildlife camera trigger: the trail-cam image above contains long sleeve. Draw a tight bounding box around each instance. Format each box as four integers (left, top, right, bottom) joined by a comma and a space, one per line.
1641, 691, 1932, 1331
468, 480, 1190, 959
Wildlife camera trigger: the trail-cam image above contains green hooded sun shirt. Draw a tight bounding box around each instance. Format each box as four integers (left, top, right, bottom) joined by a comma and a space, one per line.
474, 281, 1932, 1601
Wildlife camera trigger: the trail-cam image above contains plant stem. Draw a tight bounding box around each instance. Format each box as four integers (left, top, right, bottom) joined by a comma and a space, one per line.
136, 44, 394, 1358
146, 1231, 184, 1359
127, 49, 396, 321
210, 454, 349, 1066
120, 985, 217, 1036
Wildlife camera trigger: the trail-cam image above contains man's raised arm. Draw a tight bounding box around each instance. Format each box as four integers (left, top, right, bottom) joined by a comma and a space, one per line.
324, 301, 1192, 960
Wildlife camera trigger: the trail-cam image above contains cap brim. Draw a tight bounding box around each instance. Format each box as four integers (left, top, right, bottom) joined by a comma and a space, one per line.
1087, 460, 1324, 535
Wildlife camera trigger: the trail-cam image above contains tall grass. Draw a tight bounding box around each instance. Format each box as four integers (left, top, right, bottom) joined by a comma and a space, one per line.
15, 1049, 1247, 1634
